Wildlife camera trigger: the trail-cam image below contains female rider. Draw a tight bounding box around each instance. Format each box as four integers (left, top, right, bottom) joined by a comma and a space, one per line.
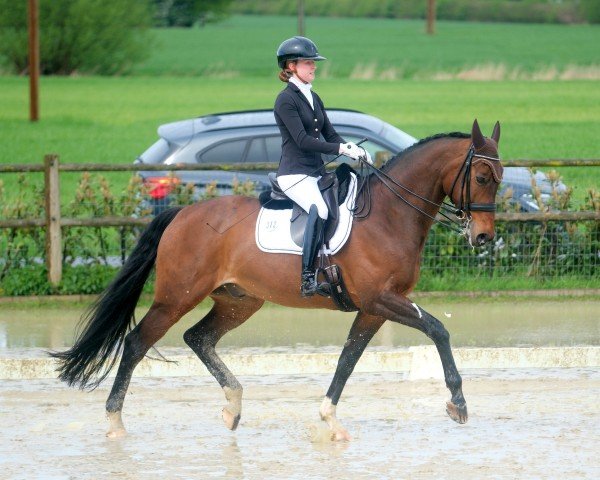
274, 36, 369, 297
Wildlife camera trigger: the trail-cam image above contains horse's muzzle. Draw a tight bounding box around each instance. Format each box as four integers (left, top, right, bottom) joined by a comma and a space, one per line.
475, 232, 492, 246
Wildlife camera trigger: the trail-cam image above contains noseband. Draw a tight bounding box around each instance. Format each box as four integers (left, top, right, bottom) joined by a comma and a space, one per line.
447, 145, 502, 219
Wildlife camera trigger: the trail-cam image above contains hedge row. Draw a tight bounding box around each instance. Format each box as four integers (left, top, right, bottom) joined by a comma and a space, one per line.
231, 0, 599, 24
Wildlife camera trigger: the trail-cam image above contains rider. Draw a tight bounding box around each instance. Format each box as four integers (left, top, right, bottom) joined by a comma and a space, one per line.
274, 36, 368, 297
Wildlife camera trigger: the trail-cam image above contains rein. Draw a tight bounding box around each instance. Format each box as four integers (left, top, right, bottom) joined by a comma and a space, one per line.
353, 144, 501, 234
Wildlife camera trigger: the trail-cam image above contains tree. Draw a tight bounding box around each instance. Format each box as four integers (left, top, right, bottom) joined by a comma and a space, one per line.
0, 0, 153, 75
153, 0, 233, 28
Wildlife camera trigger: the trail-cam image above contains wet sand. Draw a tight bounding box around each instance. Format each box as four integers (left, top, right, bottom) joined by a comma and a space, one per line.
1, 368, 599, 479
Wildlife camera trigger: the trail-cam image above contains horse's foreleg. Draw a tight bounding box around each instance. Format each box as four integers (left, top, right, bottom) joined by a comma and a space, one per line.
105, 303, 180, 437
372, 292, 468, 424
184, 294, 264, 431
321, 311, 385, 441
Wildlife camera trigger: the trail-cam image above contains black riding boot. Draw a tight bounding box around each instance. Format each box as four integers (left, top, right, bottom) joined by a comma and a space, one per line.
301, 205, 326, 297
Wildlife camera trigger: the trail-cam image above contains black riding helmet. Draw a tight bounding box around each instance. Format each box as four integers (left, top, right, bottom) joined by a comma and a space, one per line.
276, 36, 326, 69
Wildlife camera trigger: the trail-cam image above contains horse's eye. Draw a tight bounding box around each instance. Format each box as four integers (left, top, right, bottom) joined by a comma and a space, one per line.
476, 175, 489, 186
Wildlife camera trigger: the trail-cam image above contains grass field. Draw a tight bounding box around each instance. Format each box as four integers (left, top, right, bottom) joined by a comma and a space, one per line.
0, 15, 599, 201
132, 15, 600, 79
1, 77, 598, 202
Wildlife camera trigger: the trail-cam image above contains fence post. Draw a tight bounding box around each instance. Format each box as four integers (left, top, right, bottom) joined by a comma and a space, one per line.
44, 154, 62, 285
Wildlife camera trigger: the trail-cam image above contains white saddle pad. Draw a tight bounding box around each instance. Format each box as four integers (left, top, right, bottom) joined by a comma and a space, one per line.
255, 173, 357, 255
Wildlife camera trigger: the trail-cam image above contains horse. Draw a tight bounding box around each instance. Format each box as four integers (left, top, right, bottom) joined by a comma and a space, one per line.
51, 119, 502, 441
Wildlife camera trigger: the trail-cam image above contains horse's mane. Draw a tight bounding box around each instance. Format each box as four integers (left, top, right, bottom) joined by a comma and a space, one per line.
381, 131, 470, 173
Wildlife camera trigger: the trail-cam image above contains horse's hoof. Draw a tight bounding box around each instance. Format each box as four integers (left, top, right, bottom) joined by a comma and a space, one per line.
106, 411, 127, 437
106, 427, 127, 438
222, 407, 241, 431
331, 428, 352, 442
446, 401, 468, 424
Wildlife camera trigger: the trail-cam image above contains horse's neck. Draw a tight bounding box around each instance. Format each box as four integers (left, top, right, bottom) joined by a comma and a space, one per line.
358, 139, 468, 259
382, 140, 457, 214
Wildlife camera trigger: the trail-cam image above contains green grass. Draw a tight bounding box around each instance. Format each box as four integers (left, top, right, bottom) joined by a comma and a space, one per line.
131, 15, 600, 79
0, 15, 599, 200
416, 275, 599, 292
1, 76, 599, 202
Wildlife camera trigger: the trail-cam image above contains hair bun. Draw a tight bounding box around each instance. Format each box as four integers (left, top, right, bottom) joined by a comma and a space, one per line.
278, 69, 291, 83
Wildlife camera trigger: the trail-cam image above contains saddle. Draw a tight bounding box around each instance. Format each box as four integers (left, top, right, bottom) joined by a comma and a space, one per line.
258, 163, 354, 247
258, 163, 358, 312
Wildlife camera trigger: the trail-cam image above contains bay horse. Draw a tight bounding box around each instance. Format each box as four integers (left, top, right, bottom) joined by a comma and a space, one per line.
52, 120, 502, 441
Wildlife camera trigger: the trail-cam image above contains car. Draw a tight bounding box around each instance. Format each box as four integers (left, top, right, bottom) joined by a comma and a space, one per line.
134, 109, 566, 214
498, 167, 567, 212
134, 109, 415, 213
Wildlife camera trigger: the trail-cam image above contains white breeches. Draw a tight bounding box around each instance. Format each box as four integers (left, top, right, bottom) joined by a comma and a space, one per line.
277, 174, 328, 220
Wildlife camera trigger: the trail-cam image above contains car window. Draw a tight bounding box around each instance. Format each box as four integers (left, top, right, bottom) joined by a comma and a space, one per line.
265, 136, 282, 163
198, 139, 248, 164
245, 138, 267, 164
346, 136, 393, 166
322, 136, 393, 167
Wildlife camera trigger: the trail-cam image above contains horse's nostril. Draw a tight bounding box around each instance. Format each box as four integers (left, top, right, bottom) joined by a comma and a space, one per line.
476, 233, 489, 246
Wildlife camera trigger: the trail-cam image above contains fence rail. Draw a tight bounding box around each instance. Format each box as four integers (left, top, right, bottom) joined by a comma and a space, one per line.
1, 155, 598, 286
1, 158, 600, 174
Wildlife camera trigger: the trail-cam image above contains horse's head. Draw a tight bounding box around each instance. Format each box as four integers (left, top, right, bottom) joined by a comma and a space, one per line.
445, 120, 503, 247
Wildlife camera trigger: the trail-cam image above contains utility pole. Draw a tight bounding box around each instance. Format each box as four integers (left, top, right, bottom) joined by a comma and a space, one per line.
426, 0, 436, 35
28, 0, 40, 121
298, 0, 305, 36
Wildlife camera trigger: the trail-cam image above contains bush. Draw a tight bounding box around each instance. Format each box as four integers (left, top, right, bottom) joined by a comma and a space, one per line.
0, 0, 153, 75
0, 265, 53, 296
579, 0, 600, 23
153, 0, 234, 27
0, 264, 120, 296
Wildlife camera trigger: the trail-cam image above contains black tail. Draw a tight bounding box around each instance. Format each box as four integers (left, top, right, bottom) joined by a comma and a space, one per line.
49, 207, 182, 389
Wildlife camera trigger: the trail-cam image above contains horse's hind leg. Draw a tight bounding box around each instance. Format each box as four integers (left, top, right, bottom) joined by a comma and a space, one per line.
105, 301, 191, 437
321, 311, 385, 441
183, 289, 264, 431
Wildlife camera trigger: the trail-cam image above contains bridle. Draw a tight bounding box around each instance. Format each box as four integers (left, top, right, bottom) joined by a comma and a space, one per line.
446, 145, 502, 220
353, 144, 502, 234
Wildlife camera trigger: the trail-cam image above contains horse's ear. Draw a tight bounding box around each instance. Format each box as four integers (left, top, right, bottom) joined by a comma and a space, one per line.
471, 119, 485, 149
491, 121, 501, 144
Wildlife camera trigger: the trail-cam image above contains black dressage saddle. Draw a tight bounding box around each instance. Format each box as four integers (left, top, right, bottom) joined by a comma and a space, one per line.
258, 163, 355, 248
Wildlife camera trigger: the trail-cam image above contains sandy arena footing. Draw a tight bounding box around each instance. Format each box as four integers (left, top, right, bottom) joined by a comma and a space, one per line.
1, 346, 599, 478
1, 365, 599, 479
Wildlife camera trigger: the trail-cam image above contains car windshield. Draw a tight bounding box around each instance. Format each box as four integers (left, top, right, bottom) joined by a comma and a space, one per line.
379, 124, 418, 151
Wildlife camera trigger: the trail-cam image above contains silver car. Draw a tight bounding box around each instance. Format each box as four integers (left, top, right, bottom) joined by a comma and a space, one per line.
135, 109, 564, 213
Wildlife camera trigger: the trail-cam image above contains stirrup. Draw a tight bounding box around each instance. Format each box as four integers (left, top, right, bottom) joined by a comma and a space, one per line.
301, 273, 317, 297
301, 271, 331, 298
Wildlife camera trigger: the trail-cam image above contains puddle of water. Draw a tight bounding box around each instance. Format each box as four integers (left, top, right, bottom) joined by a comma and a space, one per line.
0, 298, 598, 350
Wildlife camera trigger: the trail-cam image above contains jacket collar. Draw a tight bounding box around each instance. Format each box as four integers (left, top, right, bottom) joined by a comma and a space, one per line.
287, 82, 315, 110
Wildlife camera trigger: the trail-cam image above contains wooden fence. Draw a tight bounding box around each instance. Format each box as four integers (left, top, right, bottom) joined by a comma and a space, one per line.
1, 155, 599, 285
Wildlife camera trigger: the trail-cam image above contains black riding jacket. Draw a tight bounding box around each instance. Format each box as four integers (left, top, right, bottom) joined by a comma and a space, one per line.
274, 82, 344, 177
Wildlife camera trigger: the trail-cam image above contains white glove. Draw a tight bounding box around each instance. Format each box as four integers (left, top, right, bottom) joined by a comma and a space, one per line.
361, 148, 373, 165
339, 142, 362, 161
